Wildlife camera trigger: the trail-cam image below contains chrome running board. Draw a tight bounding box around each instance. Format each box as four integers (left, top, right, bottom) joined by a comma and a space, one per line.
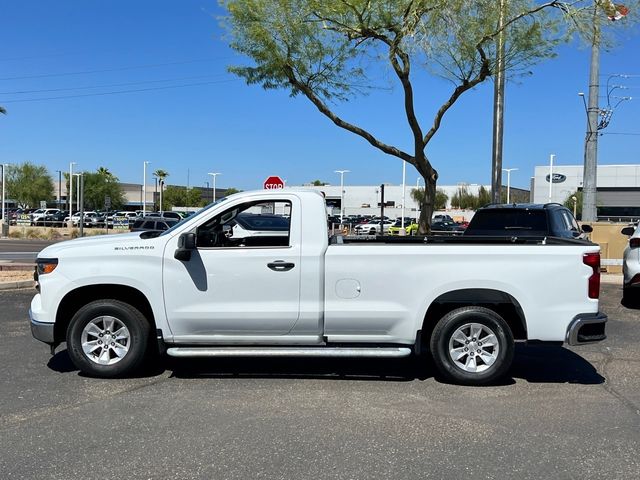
166, 347, 412, 358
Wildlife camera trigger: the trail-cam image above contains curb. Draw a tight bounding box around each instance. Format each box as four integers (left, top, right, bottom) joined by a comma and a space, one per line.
0, 280, 35, 291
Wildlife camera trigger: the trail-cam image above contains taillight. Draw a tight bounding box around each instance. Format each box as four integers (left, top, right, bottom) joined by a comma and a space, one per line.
630, 238, 640, 248
583, 252, 600, 299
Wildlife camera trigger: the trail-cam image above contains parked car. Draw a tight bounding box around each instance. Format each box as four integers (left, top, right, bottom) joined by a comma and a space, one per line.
431, 221, 465, 234
621, 223, 640, 304
354, 219, 395, 235
433, 214, 455, 223
388, 219, 419, 236
34, 211, 68, 227
228, 213, 290, 244
464, 203, 592, 239
31, 208, 61, 225
130, 217, 179, 232
64, 211, 100, 226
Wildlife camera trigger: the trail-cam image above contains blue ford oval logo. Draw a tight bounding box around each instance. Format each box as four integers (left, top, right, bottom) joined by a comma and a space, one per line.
545, 173, 566, 183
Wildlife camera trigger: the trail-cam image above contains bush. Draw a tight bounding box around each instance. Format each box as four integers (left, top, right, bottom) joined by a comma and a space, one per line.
43, 228, 63, 240
26, 228, 43, 239
8, 228, 25, 239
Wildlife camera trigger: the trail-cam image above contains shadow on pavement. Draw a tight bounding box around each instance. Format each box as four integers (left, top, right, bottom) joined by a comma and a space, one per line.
509, 344, 604, 384
167, 344, 604, 385
47, 344, 604, 385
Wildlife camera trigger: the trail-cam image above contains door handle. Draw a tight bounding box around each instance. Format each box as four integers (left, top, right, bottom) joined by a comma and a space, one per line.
267, 261, 295, 272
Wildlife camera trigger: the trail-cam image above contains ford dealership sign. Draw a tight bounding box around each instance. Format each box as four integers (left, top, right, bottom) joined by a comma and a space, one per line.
545, 173, 566, 183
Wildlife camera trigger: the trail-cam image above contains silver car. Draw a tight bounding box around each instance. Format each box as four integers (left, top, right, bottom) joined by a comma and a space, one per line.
622, 223, 640, 303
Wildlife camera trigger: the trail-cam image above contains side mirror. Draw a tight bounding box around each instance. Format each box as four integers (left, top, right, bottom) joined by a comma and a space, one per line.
581, 224, 593, 233
175, 232, 196, 261
621, 226, 635, 236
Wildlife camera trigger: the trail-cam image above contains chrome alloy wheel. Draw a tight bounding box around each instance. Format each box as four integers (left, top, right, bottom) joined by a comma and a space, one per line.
448, 323, 499, 373
81, 316, 131, 365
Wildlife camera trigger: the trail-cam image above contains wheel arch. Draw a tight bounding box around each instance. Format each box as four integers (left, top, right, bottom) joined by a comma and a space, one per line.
420, 288, 527, 349
54, 284, 156, 344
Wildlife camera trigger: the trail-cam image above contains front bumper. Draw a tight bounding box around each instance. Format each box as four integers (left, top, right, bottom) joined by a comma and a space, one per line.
566, 312, 607, 346
29, 294, 55, 345
30, 317, 55, 344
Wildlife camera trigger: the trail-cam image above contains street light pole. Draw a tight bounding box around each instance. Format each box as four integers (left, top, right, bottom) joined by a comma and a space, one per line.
76, 173, 81, 211
334, 170, 350, 223
208, 172, 221, 203
143, 161, 150, 216
56, 170, 62, 210
1, 164, 6, 236
401, 161, 406, 232
548, 154, 555, 202
69, 162, 76, 217
502, 168, 518, 204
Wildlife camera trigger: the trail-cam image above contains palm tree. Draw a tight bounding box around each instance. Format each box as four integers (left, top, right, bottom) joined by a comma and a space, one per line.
97, 166, 114, 180
153, 169, 169, 211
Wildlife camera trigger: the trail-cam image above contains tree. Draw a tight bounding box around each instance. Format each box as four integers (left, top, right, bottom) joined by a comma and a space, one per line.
311, 180, 327, 186
162, 185, 203, 210
412, 187, 448, 210
221, 0, 589, 233
224, 187, 241, 196
451, 185, 481, 210
6, 162, 54, 208
80, 168, 126, 211
564, 190, 583, 219
477, 186, 492, 207
153, 169, 169, 210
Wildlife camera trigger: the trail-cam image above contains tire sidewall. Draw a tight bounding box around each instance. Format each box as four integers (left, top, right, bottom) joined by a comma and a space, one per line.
430, 307, 514, 385
66, 300, 149, 378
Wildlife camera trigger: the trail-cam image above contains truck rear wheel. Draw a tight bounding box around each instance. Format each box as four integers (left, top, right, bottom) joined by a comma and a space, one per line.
430, 306, 514, 385
66, 300, 150, 378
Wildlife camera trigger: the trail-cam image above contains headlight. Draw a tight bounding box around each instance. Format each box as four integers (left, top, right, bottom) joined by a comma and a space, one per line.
36, 258, 58, 275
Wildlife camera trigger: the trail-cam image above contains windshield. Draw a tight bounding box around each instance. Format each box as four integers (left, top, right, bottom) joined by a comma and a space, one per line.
159, 197, 230, 237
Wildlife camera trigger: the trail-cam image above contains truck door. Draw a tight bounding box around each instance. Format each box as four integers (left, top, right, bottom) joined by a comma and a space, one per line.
162, 197, 301, 340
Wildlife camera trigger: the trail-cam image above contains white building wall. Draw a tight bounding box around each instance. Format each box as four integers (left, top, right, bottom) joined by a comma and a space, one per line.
532, 164, 640, 204
302, 184, 488, 220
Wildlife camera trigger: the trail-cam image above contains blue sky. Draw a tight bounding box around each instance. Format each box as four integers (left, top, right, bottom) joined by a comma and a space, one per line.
1, 1, 639, 191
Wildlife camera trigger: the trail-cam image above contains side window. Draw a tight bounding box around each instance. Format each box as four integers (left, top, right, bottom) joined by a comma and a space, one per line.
197, 200, 291, 249
561, 210, 580, 233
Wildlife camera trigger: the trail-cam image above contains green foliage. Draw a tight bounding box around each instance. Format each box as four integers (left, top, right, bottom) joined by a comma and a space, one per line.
6, 162, 54, 208
451, 186, 480, 210
163, 186, 204, 210
564, 190, 583, 219
311, 180, 327, 186
223, 187, 241, 196
412, 187, 448, 210
477, 186, 492, 208
78, 168, 126, 211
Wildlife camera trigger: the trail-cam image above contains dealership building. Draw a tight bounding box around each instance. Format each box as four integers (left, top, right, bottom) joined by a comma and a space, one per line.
531, 164, 640, 220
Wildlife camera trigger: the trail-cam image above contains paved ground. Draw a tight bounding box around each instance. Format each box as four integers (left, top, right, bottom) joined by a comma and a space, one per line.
1, 284, 638, 480
0, 239, 57, 263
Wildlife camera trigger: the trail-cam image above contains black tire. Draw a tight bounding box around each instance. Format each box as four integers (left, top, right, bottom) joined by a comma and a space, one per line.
66, 299, 150, 378
429, 306, 514, 386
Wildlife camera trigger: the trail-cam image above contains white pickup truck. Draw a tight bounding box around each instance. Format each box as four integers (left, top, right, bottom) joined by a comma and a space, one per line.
30, 189, 607, 385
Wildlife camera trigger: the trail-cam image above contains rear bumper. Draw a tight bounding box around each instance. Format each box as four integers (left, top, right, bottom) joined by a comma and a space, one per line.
566, 312, 607, 346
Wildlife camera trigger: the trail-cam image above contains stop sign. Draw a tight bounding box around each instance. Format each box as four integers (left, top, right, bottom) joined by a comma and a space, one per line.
263, 176, 285, 189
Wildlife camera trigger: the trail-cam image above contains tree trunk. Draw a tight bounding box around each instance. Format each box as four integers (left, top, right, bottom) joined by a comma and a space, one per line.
417, 163, 438, 235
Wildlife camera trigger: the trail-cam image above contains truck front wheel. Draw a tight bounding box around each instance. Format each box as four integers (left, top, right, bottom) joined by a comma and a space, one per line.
430, 307, 514, 386
66, 300, 150, 378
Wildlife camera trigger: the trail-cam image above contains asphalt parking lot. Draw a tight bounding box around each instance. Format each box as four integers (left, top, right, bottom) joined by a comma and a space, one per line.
1, 284, 638, 480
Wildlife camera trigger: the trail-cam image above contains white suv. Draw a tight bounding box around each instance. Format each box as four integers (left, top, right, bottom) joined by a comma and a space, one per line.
31, 208, 61, 224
